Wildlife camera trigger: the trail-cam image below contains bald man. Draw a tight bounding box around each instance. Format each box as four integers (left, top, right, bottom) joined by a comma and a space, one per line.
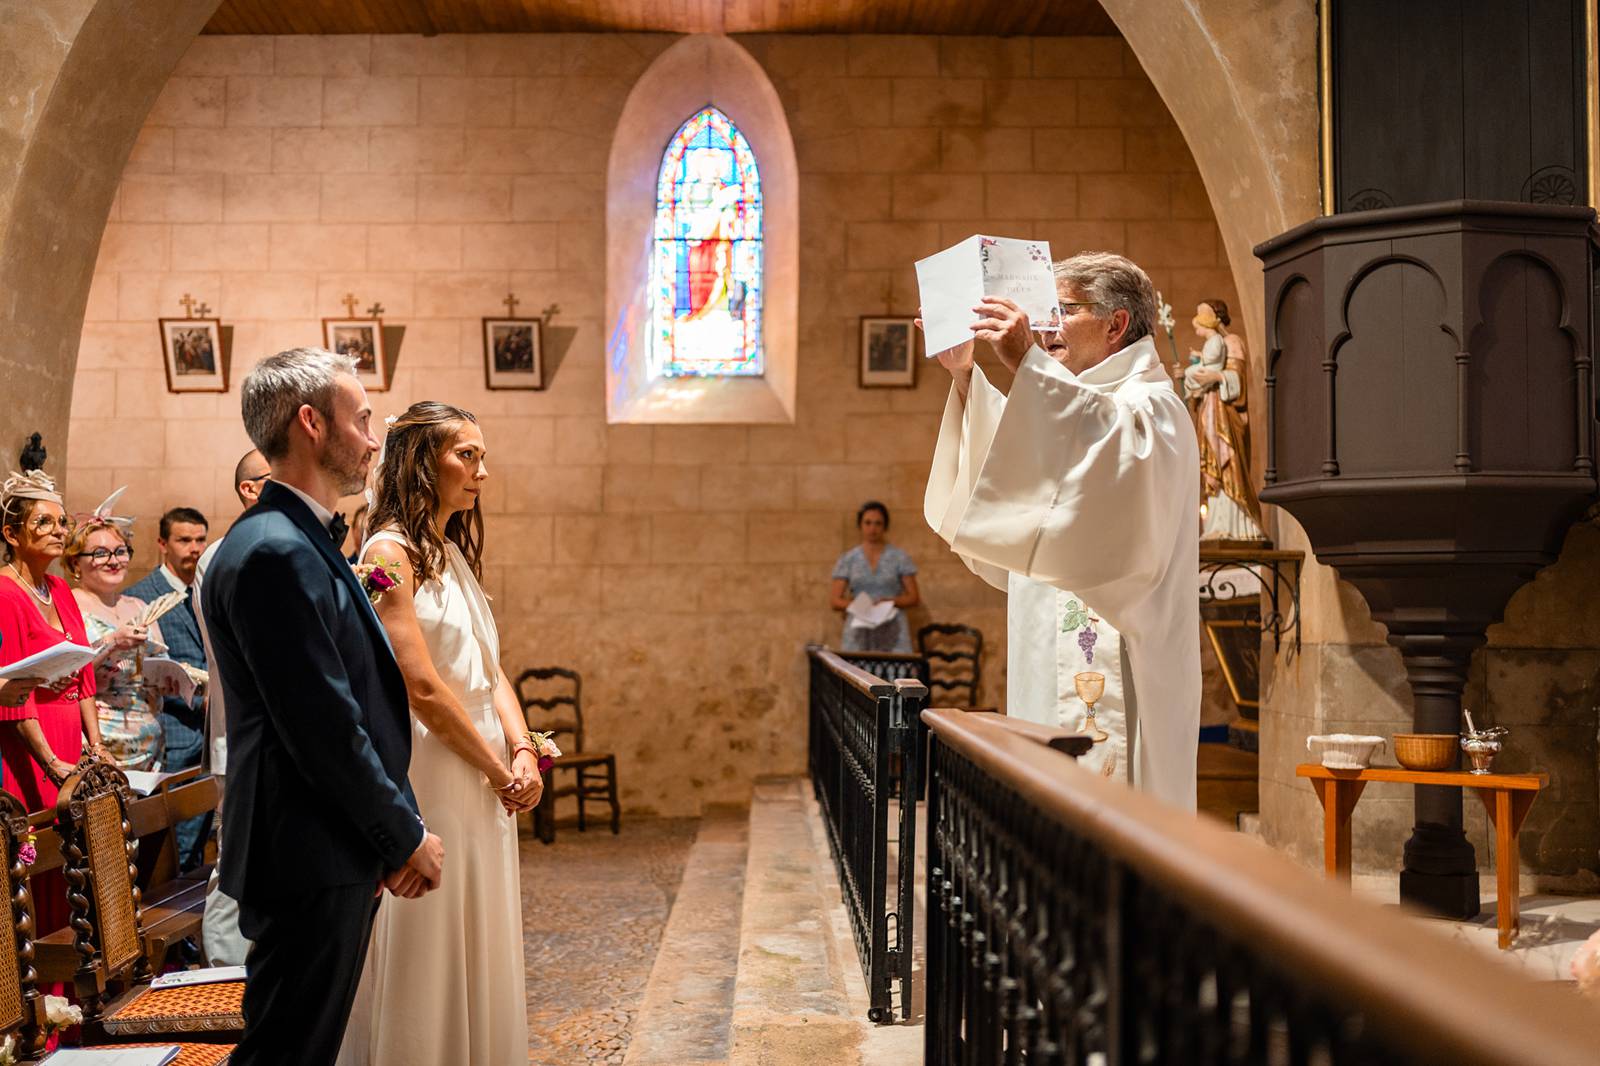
194, 448, 269, 966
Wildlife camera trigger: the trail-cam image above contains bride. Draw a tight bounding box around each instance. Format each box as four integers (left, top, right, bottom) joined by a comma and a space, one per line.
338, 401, 541, 1065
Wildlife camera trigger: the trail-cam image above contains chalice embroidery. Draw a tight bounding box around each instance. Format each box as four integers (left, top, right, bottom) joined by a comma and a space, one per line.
1074, 671, 1109, 743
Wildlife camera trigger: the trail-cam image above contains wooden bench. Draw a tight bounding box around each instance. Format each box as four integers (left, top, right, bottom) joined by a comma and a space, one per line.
1296, 763, 1547, 949
28, 768, 220, 979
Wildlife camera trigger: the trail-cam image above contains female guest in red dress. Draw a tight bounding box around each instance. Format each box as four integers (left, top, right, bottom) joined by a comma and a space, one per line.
0, 470, 107, 942
0, 471, 105, 808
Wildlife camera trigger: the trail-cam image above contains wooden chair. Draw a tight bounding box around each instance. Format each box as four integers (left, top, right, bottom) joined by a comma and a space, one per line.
916, 623, 983, 707
48, 761, 242, 1046
0, 790, 45, 1060
35, 768, 218, 982
515, 667, 621, 845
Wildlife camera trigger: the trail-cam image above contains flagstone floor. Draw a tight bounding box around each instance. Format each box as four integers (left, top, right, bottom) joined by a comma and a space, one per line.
520, 817, 700, 1066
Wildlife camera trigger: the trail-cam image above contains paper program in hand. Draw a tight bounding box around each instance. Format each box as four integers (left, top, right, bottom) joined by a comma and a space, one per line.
845, 591, 898, 630
914, 235, 1062, 356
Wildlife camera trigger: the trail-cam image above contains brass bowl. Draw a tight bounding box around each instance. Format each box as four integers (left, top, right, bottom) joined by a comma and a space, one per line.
1393, 733, 1456, 771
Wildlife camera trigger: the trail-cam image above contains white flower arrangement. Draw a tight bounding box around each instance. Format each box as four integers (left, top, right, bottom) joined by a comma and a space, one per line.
42, 993, 82, 1033
0, 1033, 16, 1066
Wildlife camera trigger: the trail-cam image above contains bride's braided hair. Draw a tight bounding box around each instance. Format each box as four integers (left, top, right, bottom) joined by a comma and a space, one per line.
367, 401, 485, 583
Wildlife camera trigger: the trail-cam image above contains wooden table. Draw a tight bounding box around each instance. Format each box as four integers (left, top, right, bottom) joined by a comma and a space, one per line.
1295, 764, 1547, 949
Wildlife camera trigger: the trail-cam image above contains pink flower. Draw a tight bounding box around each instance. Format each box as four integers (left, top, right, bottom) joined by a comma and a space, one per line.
537, 755, 554, 774
17, 842, 35, 867
368, 568, 398, 592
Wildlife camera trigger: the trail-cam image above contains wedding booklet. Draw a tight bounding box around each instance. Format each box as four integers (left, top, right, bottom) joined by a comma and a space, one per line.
141, 656, 202, 704
39, 1047, 181, 1065
845, 591, 898, 630
914, 235, 1063, 356
150, 965, 247, 989
0, 641, 98, 683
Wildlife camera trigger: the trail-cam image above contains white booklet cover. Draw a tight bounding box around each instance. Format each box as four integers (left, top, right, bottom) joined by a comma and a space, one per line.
914, 235, 1062, 356
40, 1047, 181, 1066
149, 964, 247, 990
0, 641, 97, 683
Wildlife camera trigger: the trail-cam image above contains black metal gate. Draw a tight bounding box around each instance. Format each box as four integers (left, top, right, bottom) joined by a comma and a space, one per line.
806, 645, 924, 1023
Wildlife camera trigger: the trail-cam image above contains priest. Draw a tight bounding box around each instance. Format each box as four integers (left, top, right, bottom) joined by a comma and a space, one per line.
923, 251, 1201, 810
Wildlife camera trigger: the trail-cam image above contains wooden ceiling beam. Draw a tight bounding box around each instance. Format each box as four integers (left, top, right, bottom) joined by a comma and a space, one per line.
200, 0, 1120, 36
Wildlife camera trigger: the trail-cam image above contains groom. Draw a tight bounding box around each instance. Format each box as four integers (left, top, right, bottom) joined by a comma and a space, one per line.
203, 347, 445, 1065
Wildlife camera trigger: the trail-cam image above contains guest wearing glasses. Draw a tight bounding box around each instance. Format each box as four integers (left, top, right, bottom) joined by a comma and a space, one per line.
68, 492, 167, 772
0, 469, 105, 810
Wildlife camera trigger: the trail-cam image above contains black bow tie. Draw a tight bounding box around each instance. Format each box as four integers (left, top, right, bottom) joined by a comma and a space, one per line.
327, 513, 349, 547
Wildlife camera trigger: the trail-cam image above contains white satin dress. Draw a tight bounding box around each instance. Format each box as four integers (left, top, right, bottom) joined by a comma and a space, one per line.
337, 532, 528, 1065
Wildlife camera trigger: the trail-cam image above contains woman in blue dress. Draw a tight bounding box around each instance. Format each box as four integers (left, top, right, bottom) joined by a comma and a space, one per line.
829, 501, 920, 653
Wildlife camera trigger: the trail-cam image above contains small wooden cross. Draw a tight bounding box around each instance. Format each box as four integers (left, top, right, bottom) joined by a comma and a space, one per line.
366, 301, 385, 318
341, 292, 360, 317
179, 293, 197, 318
503, 292, 520, 317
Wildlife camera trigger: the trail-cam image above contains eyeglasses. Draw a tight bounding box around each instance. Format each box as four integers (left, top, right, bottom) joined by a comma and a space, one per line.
76, 547, 132, 565
25, 515, 74, 535
1059, 302, 1101, 314
240, 474, 270, 485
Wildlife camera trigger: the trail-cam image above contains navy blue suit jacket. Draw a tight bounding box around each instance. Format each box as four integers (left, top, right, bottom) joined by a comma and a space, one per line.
202, 481, 422, 906
126, 566, 206, 726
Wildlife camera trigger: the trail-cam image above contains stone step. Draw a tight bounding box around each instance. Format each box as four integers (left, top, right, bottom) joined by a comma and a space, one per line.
728, 778, 863, 1066
622, 806, 750, 1066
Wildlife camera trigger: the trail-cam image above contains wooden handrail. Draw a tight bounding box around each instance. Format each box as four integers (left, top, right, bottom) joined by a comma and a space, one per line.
808, 646, 895, 698
923, 708, 1600, 1065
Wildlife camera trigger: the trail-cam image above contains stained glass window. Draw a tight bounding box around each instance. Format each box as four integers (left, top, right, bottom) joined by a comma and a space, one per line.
651, 106, 764, 378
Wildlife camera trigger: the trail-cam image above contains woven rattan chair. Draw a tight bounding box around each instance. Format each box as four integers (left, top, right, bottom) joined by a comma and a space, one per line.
515, 667, 621, 845
0, 790, 44, 1059
916, 623, 984, 707
52, 762, 242, 1047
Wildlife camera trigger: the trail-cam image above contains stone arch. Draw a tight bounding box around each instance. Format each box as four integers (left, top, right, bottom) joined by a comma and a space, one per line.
1095, 0, 1321, 371
0, 0, 218, 479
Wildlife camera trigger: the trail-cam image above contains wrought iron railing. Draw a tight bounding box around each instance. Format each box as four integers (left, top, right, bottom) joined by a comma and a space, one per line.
806, 645, 925, 1023
923, 707, 1599, 1066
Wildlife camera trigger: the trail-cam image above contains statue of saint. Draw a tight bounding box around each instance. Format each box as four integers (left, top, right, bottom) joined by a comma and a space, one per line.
1179, 300, 1265, 542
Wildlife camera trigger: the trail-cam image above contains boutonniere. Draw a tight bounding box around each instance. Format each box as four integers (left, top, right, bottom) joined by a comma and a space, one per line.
353, 555, 403, 605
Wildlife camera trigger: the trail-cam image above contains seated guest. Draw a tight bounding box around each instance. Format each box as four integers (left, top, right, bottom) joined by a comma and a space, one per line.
67, 495, 166, 772
828, 500, 920, 653
127, 506, 209, 865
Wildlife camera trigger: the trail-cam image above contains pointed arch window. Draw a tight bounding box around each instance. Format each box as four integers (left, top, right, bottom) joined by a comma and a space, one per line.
650, 106, 764, 378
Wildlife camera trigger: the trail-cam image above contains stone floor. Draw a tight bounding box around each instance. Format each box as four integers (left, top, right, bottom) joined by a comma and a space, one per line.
521, 817, 700, 1066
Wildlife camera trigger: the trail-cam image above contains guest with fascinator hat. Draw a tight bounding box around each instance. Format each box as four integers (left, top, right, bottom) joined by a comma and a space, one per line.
0, 469, 109, 950
67, 487, 167, 772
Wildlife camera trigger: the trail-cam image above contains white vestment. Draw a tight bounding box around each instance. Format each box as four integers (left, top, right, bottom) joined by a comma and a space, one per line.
924, 336, 1201, 810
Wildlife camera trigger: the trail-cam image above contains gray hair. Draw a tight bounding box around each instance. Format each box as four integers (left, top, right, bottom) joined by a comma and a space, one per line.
1052, 252, 1158, 349
240, 348, 358, 461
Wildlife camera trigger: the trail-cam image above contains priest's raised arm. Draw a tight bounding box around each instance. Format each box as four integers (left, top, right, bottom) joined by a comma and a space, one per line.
921, 252, 1202, 810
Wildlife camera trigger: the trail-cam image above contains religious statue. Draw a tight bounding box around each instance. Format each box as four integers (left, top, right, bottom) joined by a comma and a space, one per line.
1179, 300, 1266, 542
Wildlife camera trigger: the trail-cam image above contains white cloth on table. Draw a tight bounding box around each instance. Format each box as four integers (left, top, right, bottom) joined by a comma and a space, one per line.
337, 530, 528, 1066
924, 335, 1201, 810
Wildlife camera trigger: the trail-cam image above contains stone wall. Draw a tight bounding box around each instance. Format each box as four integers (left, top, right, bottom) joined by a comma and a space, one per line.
67, 32, 1237, 816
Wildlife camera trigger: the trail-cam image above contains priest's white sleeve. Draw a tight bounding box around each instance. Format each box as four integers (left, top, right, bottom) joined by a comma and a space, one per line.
924, 364, 1012, 592
944, 345, 1194, 630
